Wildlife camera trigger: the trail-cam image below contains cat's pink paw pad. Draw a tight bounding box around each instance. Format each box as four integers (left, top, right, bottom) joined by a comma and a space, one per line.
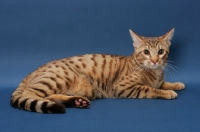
75, 98, 90, 108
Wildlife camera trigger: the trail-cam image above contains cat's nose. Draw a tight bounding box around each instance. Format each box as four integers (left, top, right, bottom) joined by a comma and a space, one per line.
151, 59, 158, 64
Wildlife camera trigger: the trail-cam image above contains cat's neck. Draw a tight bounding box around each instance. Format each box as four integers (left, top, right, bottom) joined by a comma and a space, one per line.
129, 54, 142, 69
152, 68, 164, 77
121, 54, 141, 73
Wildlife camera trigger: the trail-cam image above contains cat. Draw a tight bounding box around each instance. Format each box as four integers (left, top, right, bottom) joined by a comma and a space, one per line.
10, 28, 185, 113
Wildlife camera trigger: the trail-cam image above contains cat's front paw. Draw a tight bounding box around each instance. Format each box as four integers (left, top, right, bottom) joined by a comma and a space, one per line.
165, 90, 177, 99
174, 82, 185, 90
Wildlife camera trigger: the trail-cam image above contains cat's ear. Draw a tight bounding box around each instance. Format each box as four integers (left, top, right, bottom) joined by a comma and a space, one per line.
161, 28, 175, 46
129, 29, 143, 48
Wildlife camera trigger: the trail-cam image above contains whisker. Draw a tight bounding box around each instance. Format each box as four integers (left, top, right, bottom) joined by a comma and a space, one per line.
163, 60, 179, 80
166, 60, 176, 64
167, 64, 178, 73
166, 61, 178, 72
164, 65, 174, 79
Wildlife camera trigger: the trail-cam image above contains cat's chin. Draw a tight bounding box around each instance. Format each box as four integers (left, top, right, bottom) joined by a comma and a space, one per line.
143, 62, 163, 70
147, 65, 161, 70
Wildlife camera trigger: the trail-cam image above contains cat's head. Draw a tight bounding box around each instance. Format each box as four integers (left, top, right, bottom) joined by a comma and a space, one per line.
129, 29, 174, 69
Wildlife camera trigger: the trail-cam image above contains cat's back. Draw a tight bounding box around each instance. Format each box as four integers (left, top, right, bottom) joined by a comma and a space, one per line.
63, 54, 121, 70
27, 54, 125, 81
61, 54, 124, 77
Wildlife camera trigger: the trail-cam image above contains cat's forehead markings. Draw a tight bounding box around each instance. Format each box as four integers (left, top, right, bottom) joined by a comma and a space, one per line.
143, 37, 160, 48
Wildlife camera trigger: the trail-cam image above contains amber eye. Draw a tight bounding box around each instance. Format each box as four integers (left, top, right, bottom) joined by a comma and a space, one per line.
158, 49, 164, 55
144, 49, 150, 55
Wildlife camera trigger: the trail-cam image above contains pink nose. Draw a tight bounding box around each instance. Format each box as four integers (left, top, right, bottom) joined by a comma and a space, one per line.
151, 60, 158, 64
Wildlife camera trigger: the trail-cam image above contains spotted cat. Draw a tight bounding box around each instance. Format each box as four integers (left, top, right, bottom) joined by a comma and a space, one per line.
10, 28, 185, 113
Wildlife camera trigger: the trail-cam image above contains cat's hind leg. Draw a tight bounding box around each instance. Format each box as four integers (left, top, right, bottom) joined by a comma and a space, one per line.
45, 94, 90, 108
160, 82, 185, 90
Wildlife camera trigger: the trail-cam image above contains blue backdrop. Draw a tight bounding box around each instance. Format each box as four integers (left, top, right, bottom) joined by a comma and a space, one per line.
0, 0, 200, 132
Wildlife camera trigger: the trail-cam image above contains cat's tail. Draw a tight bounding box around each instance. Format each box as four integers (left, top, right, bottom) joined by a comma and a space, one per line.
10, 81, 65, 114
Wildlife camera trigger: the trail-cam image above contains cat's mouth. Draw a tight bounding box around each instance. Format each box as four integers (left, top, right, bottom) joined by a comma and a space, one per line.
146, 62, 163, 69
149, 65, 160, 69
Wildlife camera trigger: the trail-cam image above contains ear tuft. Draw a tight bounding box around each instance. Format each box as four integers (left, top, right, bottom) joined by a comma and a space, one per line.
162, 28, 175, 45
129, 29, 142, 48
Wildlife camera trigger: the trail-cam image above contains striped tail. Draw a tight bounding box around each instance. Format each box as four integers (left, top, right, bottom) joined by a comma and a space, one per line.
10, 82, 65, 114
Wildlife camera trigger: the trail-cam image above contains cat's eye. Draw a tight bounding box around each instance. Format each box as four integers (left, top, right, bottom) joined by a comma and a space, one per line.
158, 49, 164, 55
144, 49, 150, 55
